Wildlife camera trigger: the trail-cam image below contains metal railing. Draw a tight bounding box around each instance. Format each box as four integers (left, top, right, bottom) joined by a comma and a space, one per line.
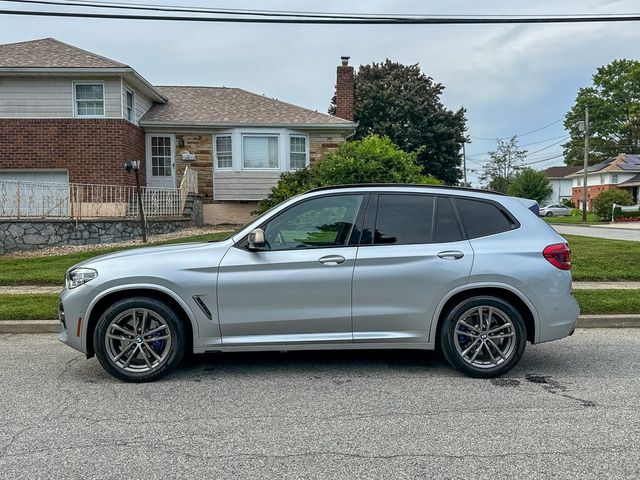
0, 167, 198, 220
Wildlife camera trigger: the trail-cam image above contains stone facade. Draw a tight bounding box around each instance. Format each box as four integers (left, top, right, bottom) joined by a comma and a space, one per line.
0, 118, 145, 185
0, 217, 193, 255
308, 131, 348, 165
174, 133, 214, 200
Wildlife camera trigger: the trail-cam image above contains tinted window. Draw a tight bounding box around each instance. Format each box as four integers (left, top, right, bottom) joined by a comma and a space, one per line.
263, 194, 363, 250
434, 197, 463, 243
456, 198, 514, 238
374, 194, 434, 245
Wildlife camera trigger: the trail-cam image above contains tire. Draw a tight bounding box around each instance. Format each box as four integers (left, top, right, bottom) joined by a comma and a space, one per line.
439, 296, 526, 378
93, 297, 186, 383
546, 211, 553, 217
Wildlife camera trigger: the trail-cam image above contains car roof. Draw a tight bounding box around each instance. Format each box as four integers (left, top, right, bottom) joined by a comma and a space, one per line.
307, 183, 505, 196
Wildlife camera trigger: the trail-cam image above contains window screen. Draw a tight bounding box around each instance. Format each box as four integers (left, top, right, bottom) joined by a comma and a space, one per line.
456, 198, 514, 238
434, 197, 463, 243
374, 194, 434, 245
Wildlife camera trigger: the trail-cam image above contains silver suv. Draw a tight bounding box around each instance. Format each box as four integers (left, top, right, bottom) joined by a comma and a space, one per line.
59, 185, 579, 382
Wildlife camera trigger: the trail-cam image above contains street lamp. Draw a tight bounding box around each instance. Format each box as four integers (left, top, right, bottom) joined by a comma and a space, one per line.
124, 160, 147, 243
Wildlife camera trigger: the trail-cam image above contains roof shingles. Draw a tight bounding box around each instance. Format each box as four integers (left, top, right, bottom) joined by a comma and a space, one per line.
0, 38, 127, 68
140, 86, 355, 127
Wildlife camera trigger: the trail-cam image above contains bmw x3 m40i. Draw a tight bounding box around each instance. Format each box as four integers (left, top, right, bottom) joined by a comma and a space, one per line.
59, 185, 579, 382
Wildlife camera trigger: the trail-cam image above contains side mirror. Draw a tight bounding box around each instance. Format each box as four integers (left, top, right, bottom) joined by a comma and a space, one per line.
247, 228, 266, 251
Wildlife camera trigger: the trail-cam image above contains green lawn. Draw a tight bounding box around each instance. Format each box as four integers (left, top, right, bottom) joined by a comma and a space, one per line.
564, 234, 640, 281
0, 231, 232, 286
573, 290, 640, 315
544, 213, 602, 224
1, 289, 638, 320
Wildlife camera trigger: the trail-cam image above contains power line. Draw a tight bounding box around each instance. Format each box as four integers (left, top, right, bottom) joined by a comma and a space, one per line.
1, 5, 640, 24
469, 119, 564, 141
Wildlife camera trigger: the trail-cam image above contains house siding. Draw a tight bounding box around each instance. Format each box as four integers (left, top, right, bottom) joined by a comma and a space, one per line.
122, 82, 154, 125
0, 118, 145, 185
0, 76, 122, 118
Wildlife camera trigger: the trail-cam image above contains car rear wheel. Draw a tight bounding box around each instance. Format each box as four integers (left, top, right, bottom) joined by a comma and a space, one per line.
439, 296, 526, 378
93, 297, 186, 382
545, 211, 553, 217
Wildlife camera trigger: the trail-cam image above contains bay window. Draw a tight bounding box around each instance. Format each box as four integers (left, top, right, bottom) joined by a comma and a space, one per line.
215, 135, 233, 169
290, 135, 308, 169
242, 135, 279, 169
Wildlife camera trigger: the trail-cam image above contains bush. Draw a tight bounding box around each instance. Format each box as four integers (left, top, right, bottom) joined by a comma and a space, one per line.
591, 189, 633, 221
613, 208, 640, 221
570, 208, 583, 217
254, 135, 440, 214
562, 198, 576, 208
507, 168, 553, 204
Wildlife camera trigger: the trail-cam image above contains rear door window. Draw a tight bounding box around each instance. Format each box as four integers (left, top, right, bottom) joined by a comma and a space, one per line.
373, 194, 434, 245
434, 197, 463, 243
456, 198, 515, 238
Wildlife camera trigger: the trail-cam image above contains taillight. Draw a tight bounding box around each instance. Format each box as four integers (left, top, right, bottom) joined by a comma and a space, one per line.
543, 243, 571, 270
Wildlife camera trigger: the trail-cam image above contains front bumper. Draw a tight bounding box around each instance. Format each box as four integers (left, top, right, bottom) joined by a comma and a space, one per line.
58, 285, 99, 354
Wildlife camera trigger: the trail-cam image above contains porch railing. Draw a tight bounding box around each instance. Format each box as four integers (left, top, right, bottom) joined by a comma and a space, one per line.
0, 167, 198, 220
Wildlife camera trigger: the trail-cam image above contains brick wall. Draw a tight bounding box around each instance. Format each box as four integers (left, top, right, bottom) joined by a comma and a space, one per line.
572, 184, 618, 210
0, 118, 145, 185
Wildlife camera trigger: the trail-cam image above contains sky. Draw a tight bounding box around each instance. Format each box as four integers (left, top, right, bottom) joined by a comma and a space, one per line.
0, 0, 638, 185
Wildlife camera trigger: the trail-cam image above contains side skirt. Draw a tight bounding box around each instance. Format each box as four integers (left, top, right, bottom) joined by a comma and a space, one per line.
196, 342, 435, 354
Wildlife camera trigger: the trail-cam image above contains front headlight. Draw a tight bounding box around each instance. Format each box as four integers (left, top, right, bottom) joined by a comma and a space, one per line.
65, 268, 98, 289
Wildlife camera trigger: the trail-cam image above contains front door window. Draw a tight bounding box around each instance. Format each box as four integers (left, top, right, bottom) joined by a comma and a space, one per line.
151, 137, 172, 177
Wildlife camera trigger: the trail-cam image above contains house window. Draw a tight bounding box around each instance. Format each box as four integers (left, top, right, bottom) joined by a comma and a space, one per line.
290, 136, 308, 169
74, 83, 104, 117
215, 135, 233, 169
150, 136, 172, 177
600, 175, 605, 184
242, 135, 279, 169
611, 174, 619, 184
125, 88, 134, 122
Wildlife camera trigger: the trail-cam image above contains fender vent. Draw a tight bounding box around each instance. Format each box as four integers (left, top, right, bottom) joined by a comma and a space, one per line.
193, 296, 212, 320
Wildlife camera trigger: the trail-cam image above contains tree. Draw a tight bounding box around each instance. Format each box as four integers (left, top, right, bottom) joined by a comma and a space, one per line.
255, 135, 440, 214
564, 59, 640, 166
507, 168, 553, 204
480, 136, 527, 193
591, 189, 633, 221
330, 60, 466, 185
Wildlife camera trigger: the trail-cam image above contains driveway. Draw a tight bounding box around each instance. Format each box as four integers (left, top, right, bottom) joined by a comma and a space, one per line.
552, 224, 640, 241
1, 331, 639, 478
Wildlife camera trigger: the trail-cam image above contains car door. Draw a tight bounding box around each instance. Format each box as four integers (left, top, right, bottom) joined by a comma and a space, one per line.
217, 193, 367, 346
352, 194, 473, 344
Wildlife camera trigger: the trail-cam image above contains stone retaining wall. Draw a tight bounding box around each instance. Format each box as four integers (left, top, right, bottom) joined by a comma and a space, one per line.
0, 217, 193, 255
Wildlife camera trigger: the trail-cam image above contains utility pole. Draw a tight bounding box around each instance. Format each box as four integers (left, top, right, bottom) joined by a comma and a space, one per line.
462, 141, 468, 187
582, 106, 589, 223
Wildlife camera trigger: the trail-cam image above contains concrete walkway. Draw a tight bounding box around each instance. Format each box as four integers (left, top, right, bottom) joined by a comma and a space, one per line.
552, 224, 640, 241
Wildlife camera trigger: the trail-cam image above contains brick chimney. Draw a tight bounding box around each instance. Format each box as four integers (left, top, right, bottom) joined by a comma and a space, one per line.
335, 56, 354, 121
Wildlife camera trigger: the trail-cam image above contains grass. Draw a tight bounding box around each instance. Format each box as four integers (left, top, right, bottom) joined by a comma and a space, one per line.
0, 231, 232, 286
573, 290, 640, 315
544, 213, 602, 224
564, 234, 640, 281
0, 294, 59, 320
1, 289, 638, 320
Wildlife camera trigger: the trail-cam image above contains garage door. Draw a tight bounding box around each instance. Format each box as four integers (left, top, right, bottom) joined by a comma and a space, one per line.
0, 170, 70, 217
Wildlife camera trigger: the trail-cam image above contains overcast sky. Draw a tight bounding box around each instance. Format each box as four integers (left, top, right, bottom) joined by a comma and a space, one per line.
1, 0, 637, 185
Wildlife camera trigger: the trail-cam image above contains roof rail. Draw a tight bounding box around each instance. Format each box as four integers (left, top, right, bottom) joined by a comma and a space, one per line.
306, 183, 506, 196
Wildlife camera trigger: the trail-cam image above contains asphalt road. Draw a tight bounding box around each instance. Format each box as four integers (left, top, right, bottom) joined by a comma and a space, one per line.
1, 331, 639, 479
552, 224, 640, 241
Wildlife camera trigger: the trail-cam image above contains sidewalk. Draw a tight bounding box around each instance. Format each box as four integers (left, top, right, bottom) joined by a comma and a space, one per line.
2, 281, 638, 295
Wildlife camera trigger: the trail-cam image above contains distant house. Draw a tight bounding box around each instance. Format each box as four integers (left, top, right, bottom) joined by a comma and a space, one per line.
569, 154, 640, 210
542, 166, 581, 205
0, 38, 356, 222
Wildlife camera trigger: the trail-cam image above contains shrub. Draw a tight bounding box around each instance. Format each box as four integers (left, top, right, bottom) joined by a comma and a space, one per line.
561, 199, 576, 208
591, 189, 633, 221
254, 135, 440, 214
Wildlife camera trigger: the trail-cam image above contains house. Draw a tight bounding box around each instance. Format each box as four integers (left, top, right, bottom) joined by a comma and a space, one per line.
541, 165, 581, 205
0, 38, 356, 222
569, 154, 640, 210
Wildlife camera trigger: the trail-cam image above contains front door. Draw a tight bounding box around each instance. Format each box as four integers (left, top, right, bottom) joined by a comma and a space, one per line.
217, 193, 366, 346
146, 134, 176, 188
352, 194, 473, 344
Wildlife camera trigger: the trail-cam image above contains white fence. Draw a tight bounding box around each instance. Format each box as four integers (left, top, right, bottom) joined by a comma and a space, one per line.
0, 167, 198, 220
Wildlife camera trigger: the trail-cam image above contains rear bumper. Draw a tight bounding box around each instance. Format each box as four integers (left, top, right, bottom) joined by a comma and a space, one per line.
519, 272, 580, 344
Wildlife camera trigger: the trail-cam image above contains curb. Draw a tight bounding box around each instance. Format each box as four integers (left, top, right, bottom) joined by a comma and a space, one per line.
2, 315, 640, 335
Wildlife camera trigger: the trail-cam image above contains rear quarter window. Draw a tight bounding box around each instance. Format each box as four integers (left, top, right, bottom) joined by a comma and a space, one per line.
456, 198, 516, 238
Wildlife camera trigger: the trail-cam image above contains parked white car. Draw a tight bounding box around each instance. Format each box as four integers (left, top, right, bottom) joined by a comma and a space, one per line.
540, 204, 572, 217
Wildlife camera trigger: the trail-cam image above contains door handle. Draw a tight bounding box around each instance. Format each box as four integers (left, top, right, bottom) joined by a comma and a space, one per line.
318, 255, 346, 265
437, 250, 464, 260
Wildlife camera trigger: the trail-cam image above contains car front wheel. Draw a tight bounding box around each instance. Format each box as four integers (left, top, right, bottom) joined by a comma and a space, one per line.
439, 296, 526, 378
93, 297, 186, 382
545, 211, 553, 217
